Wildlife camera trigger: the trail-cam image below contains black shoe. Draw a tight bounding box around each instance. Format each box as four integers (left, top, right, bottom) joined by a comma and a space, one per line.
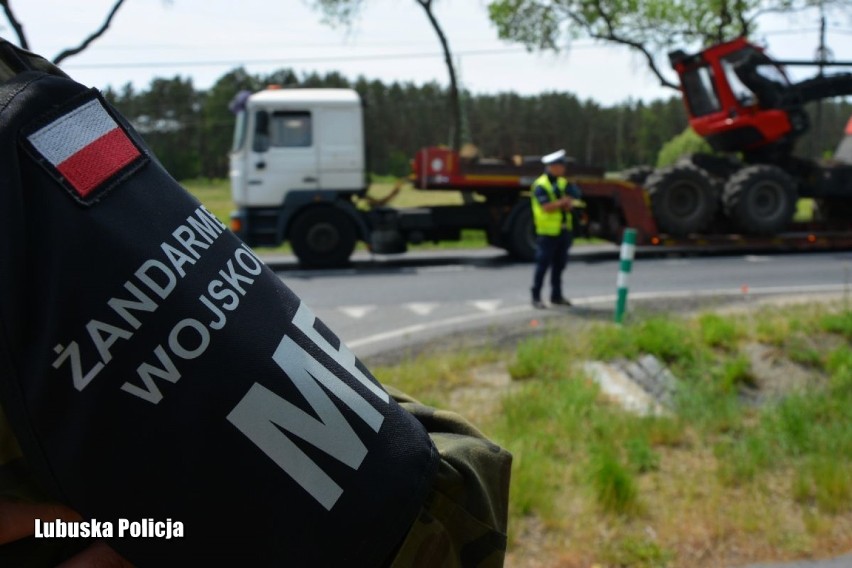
532, 299, 546, 309
551, 298, 572, 306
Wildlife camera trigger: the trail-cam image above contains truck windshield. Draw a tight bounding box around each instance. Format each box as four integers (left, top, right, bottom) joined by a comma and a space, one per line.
681, 65, 722, 117
232, 109, 247, 152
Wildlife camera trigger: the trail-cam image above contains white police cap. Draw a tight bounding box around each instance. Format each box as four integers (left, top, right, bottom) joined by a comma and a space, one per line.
541, 149, 567, 165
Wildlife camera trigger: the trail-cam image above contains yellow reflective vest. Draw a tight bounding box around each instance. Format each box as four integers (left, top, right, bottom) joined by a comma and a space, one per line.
531, 174, 570, 236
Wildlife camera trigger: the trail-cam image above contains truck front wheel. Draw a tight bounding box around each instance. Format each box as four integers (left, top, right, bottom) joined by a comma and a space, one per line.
289, 207, 357, 267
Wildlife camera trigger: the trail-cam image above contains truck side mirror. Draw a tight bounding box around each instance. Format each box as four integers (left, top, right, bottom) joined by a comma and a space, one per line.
253, 110, 270, 153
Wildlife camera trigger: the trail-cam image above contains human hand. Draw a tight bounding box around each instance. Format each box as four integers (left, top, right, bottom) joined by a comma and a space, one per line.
0, 499, 131, 567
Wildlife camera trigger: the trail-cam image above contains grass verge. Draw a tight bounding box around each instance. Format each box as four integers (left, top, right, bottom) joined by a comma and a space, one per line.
369, 300, 852, 567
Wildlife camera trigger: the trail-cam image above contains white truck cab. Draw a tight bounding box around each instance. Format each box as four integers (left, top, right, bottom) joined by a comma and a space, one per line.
228, 87, 535, 267
229, 87, 368, 264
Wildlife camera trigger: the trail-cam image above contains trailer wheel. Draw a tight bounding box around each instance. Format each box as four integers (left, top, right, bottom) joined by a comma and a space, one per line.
620, 165, 654, 186
723, 165, 797, 235
507, 205, 536, 262
645, 164, 719, 235
289, 206, 357, 267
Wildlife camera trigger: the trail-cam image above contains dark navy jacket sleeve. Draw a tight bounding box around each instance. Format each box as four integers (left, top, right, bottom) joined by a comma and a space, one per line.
0, 53, 437, 566
533, 184, 551, 205
568, 182, 583, 199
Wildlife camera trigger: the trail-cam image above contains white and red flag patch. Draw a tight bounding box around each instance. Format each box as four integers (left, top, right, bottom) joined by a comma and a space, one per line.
26, 94, 145, 202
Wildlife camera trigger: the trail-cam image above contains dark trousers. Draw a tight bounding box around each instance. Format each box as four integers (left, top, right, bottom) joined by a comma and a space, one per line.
531, 231, 573, 301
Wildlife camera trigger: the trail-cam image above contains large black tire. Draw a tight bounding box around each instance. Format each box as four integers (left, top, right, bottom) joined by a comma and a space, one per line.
645, 164, 719, 235
620, 165, 654, 186
506, 204, 536, 262
289, 206, 357, 267
723, 165, 797, 235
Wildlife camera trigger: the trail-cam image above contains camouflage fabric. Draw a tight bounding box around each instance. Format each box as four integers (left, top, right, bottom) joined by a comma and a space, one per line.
0, 41, 68, 82
388, 387, 512, 568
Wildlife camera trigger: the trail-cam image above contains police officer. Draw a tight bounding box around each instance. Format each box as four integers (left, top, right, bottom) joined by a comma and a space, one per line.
0, 38, 510, 567
530, 149, 583, 309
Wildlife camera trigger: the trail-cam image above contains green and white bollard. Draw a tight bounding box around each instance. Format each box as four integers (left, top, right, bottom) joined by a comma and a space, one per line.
615, 228, 637, 324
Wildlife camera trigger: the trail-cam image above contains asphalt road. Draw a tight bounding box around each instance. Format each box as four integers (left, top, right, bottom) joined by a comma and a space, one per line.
267, 245, 852, 359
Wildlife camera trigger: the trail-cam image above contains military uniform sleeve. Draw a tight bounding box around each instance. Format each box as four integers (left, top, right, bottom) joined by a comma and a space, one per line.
387, 387, 511, 568
0, 38, 443, 567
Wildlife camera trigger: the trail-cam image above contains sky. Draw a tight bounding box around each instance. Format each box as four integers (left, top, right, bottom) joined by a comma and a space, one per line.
3, 0, 851, 106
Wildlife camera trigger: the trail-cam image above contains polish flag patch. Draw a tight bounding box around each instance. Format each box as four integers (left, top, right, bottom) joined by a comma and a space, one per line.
25, 92, 146, 204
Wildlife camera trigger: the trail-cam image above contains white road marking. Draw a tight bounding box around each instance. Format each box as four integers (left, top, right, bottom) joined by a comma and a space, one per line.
745, 255, 771, 262
419, 265, 467, 273
339, 305, 376, 319
405, 302, 440, 316
470, 300, 502, 313
347, 305, 531, 349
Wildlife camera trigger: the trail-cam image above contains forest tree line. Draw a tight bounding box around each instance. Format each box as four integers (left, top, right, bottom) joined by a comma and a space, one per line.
103, 67, 852, 181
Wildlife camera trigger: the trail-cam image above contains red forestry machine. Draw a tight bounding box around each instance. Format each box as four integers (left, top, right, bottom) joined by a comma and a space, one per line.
632, 37, 852, 236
